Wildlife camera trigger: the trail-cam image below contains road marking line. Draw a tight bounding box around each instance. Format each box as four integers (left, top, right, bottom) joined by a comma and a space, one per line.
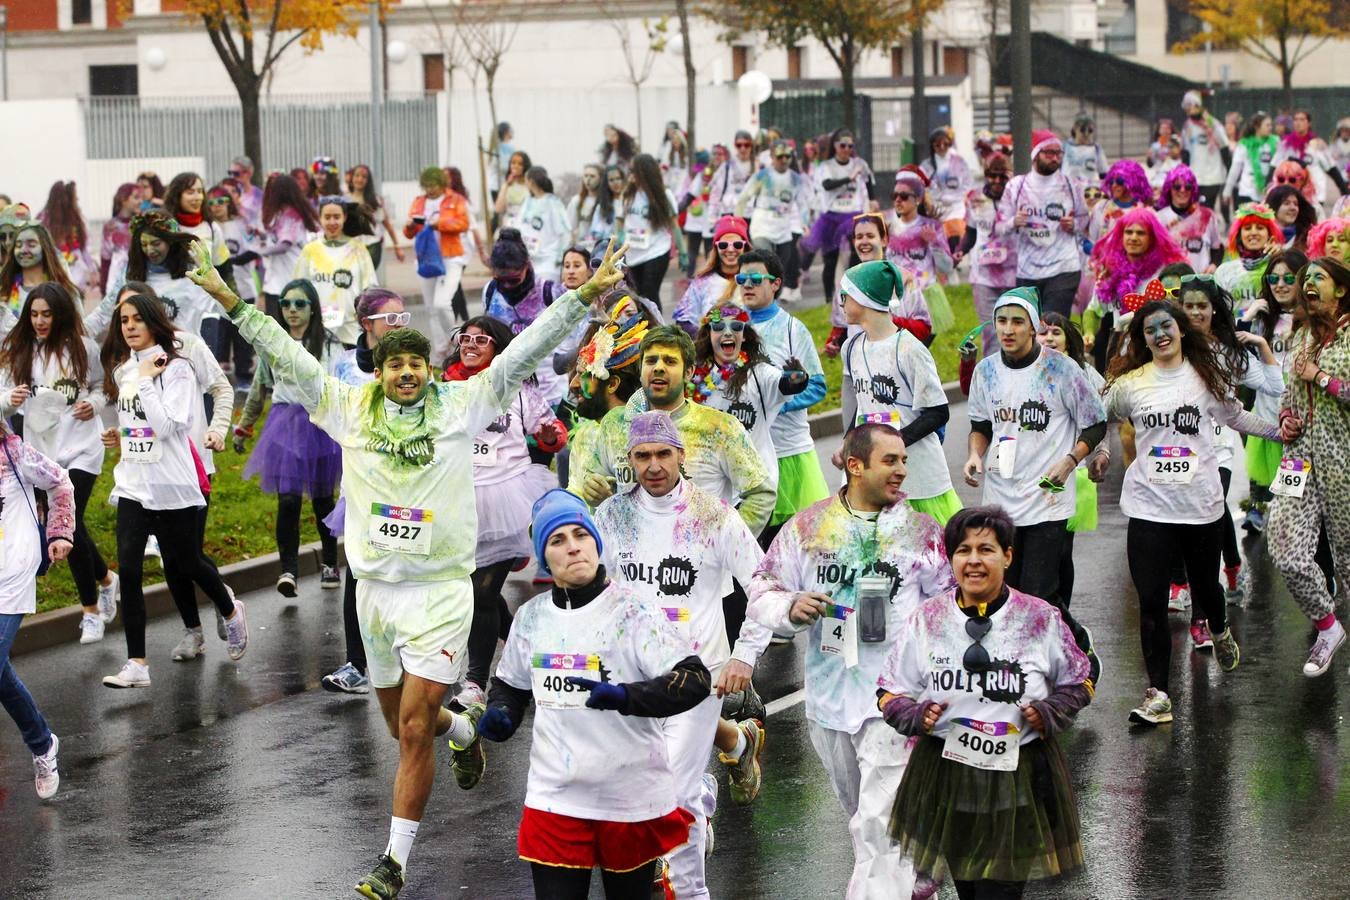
765, 688, 805, 716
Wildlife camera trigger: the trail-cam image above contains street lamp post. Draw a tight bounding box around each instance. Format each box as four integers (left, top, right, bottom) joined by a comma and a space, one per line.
0, 6, 9, 103
369, 2, 385, 185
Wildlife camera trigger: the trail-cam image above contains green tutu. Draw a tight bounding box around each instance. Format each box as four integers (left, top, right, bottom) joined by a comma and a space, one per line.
771, 449, 831, 526
1245, 436, 1283, 488
909, 488, 963, 526
1066, 468, 1097, 533
923, 283, 955, 335
890, 735, 1084, 884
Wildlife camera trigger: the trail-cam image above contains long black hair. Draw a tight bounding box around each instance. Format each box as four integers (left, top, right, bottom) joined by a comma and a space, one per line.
1255, 247, 1307, 341
276, 278, 328, 361
1, 282, 89, 391
693, 313, 768, 401
1038, 312, 1086, 368
623, 155, 675, 231
1107, 299, 1237, 402
126, 211, 198, 280
100, 292, 182, 400
1293, 256, 1350, 349
1175, 275, 1249, 381
1264, 184, 1318, 252
445, 315, 516, 371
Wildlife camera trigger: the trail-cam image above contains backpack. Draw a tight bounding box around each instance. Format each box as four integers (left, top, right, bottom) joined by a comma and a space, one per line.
413, 217, 445, 279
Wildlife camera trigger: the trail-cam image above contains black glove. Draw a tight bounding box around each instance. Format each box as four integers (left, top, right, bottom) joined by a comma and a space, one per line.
230, 250, 260, 266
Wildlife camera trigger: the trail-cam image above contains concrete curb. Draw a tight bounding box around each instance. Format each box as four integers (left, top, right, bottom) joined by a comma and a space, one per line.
16, 379, 963, 657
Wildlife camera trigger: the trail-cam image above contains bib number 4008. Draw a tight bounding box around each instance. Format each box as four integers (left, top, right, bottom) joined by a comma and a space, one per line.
957, 731, 1008, 757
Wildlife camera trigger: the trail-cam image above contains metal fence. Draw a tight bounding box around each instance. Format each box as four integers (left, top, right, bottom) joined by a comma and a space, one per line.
82, 92, 439, 181
761, 90, 875, 162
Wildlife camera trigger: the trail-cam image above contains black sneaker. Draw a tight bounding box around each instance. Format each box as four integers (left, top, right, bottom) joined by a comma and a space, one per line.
355, 854, 404, 899
1080, 625, 1102, 687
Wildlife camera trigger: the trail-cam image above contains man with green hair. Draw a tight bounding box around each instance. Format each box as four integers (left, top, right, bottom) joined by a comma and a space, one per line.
571, 324, 774, 534
404, 165, 470, 363
187, 237, 628, 900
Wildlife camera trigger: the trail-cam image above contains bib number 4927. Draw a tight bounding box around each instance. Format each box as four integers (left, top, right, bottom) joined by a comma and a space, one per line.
367, 503, 434, 555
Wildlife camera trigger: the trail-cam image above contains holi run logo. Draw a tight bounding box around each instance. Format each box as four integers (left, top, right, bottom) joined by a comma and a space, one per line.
1172, 404, 1202, 436
869, 375, 899, 404
727, 400, 757, 431
485, 411, 513, 434
50, 377, 80, 405
161, 297, 180, 322
1017, 399, 1051, 433
333, 269, 354, 290
657, 556, 696, 596
1045, 202, 1066, 221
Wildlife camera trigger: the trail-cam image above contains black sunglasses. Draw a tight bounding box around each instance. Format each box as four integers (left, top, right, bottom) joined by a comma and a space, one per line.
963, 616, 994, 673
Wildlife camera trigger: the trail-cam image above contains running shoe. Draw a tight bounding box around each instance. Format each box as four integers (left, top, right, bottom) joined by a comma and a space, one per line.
1224, 566, 1249, 607
1189, 621, 1214, 651
450, 702, 486, 790
1128, 687, 1173, 726
1080, 624, 1102, 686
720, 682, 766, 723
103, 660, 151, 689
355, 854, 404, 900
171, 628, 206, 661
450, 680, 486, 712
769, 632, 794, 646
320, 565, 341, 589
97, 571, 119, 623
34, 734, 59, 800
224, 600, 249, 661
912, 873, 941, 900
322, 662, 371, 694
705, 816, 715, 859
215, 584, 235, 641
144, 534, 161, 558
1214, 628, 1241, 671
1303, 621, 1346, 678
276, 572, 298, 598
78, 613, 105, 644
719, 719, 765, 806
1242, 506, 1265, 533
1167, 583, 1190, 612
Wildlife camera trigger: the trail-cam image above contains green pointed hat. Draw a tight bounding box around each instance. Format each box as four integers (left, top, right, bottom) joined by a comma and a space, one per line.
839, 260, 908, 313
994, 285, 1041, 330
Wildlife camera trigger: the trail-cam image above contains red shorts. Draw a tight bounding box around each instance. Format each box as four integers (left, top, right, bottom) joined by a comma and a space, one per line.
517, 806, 695, 872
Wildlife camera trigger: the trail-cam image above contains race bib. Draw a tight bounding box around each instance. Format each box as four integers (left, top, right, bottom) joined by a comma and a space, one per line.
942, 718, 1021, 771
472, 439, 499, 467
523, 231, 543, 256
1025, 220, 1053, 245
976, 244, 1008, 265
829, 187, 858, 213
531, 653, 599, 710
856, 411, 902, 428
1271, 458, 1310, 498
1147, 446, 1195, 484
626, 225, 651, 250
996, 436, 1017, 478
367, 503, 433, 555
663, 607, 692, 643
120, 426, 161, 464
819, 601, 859, 669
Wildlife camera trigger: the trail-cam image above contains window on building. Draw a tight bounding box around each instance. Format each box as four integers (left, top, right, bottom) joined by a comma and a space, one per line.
423, 54, 445, 92
89, 65, 138, 97
787, 47, 802, 81
732, 46, 749, 80
891, 46, 904, 79
72, 0, 93, 26
942, 47, 969, 76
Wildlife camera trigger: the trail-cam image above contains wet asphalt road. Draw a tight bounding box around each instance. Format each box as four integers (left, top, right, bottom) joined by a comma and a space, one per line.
6, 410, 1350, 900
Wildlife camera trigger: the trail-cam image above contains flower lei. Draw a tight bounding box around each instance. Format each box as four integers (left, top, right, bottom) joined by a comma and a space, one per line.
688, 350, 749, 404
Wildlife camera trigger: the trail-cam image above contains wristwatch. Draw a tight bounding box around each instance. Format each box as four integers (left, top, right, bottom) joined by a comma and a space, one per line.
1316, 370, 1332, 390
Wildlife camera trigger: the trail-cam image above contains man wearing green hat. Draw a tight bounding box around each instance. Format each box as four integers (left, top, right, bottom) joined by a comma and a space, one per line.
839, 259, 962, 524
962, 286, 1106, 677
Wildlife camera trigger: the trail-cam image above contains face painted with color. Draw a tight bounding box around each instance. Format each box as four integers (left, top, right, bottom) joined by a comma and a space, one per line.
544, 524, 600, 589
1037, 324, 1066, 352
582, 167, 601, 192
13, 229, 42, 269
560, 252, 591, 290
140, 232, 169, 266
640, 342, 691, 410
1302, 263, 1346, 320
1143, 309, 1182, 364
851, 221, 884, 262
951, 527, 1012, 601
319, 202, 346, 239
1180, 289, 1214, 335
29, 297, 53, 340
181, 179, 205, 215
118, 302, 155, 352
845, 429, 908, 508
206, 195, 230, 223
1240, 222, 1270, 253
995, 304, 1036, 357
708, 309, 746, 365
361, 297, 407, 340
630, 441, 684, 498
572, 370, 615, 421
457, 325, 496, 370
279, 288, 313, 334
737, 262, 779, 310
1326, 228, 1350, 264
377, 351, 430, 407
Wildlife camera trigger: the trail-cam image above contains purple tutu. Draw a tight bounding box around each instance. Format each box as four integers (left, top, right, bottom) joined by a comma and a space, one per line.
323, 496, 346, 536
242, 402, 342, 498
801, 210, 855, 255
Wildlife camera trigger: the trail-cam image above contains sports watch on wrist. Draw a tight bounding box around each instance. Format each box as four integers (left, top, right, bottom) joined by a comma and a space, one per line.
1316, 370, 1332, 390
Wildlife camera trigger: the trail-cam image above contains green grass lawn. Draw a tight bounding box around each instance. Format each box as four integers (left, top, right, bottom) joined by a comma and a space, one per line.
36, 407, 322, 615
796, 284, 978, 412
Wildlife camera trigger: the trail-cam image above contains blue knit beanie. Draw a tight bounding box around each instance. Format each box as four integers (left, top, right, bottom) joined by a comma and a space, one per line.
531, 489, 604, 574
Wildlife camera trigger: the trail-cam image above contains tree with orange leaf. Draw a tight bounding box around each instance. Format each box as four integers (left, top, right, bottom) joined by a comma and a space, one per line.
178, 0, 376, 169
1173, 0, 1350, 110
701, 0, 943, 130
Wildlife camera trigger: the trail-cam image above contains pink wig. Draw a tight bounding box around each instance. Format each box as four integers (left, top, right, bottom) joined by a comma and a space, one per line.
1156, 165, 1198, 210
1090, 206, 1187, 307
1270, 160, 1317, 204
1308, 218, 1350, 258
1102, 159, 1154, 206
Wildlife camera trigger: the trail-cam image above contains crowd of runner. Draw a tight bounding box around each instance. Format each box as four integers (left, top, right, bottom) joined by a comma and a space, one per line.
3, 90, 1350, 900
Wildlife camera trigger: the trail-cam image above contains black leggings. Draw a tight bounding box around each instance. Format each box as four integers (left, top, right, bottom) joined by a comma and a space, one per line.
820, 248, 842, 303
529, 861, 656, 900
683, 231, 710, 277
276, 492, 338, 574
452, 281, 469, 322
466, 559, 518, 687
953, 879, 1026, 900
773, 238, 801, 289
1169, 467, 1239, 589
628, 254, 671, 312
343, 569, 367, 672
1128, 516, 1226, 693
117, 499, 234, 659
67, 469, 109, 609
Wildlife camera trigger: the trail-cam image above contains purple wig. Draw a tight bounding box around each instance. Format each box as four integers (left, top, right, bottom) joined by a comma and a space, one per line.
1089, 206, 1187, 307
1102, 159, 1154, 207
1155, 165, 1199, 210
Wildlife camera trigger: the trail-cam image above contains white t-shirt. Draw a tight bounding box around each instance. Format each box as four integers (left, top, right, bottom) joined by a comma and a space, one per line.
921, 151, 973, 221
293, 238, 378, 346
1253, 313, 1294, 424
814, 157, 874, 215
1104, 360, 1274, 524
1211, 350, 1283, 470
597, 478, 771, 673
695, 360, 793, 492
999, 170, 1085, 280
1156, 205, 1224, 273
708, 158, 754, 228
471, 381, 558, 486
620, 189, 678, 267
1062, 143, 1108, 188
0, 338, 106, 475
109, 352, 204, 511
843, 329, 952, 501
1181, 116, 1229, 185
0, 438, 72, 615
740, 168, 808, 244
968, 346, 1106, 526
260, 207, 310, 296
751, 307, 825, 459
518, 193, 571, 277
494, 581, 691, 821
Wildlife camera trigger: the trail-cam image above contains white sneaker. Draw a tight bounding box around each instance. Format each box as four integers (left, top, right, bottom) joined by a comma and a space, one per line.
97, 571, 119, 623
34, 734, 59, 800
1304, 620, 1346, 678
144, 535, 161, 558
171, 628, 206, 661
215, 584, 235, 641
276, 572, 297, 598
78, 613, 105, 644
224, 600, 249, 661
103, 659, 151, 689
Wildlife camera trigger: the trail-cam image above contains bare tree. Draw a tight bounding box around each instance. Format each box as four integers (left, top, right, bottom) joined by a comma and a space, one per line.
674, 0, 697, 149
599, 2, 669, 146
421, 0, 474, 158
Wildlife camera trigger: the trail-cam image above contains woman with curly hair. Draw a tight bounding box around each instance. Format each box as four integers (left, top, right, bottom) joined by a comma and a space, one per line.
1265, 183, 1319, 253
1155, 165, 1225, 274
1269, 159, 1318, 206
1087, 159, 1154, 244
1214, 202, 1283, 310
1085, 206, 1186, 370
600, 123, 638, 170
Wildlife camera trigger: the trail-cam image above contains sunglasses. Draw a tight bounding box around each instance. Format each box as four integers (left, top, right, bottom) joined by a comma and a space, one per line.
985, 173, 1008, 182
1267, 271, 1297, 285
1084, 187, 1104, 200
365, 311, 411, 326
1275, 176, 1302, 184
837, 142, 855, 149
278, 298, 310, 310
963, 616, 994, 673
709, 319, 746, 333
1180, 273, 1216, 285
206, 196, 230, 206
735, 273, 773, 286
716, 240, 746, 251
227, 169, 244, 178
458, 333, 494, 347
735, 141, 753, 148
773, 153, 792, 160
893, 192, 915, 201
